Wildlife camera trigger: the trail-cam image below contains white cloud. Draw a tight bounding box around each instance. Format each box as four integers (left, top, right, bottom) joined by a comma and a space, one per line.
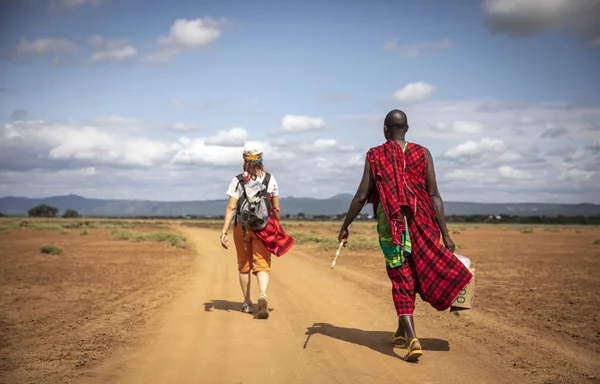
431, 121, 486, 134
159, 18, 223, 47
1, 120, 176, 169
168, 123, 198, 133
560, 168, 595, 182
444, 138, 505, 158
148, 18, 226, 63
16, 37, 76, 56
348, 154, 365, 167
568, 148, 586, 162
205, 127, 248, 146
383, 38, 453, 58
483, 0, 600, 44
444, 169, 486, 182
3, 98, 599, 204
497, 151, 523, 162
171, 139, 243, 167
497, 165, 532, 180
53, 0, 102, 10
89, 35, 137, 62
306, 139, 355, 153
392, 82, 436, 103
280, 115, 326, 134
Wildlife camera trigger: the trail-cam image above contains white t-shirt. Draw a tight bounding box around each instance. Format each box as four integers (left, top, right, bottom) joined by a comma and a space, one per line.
226, 172, 279, 200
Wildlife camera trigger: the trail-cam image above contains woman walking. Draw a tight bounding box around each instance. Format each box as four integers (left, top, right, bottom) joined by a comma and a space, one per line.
220, 144, 294, 319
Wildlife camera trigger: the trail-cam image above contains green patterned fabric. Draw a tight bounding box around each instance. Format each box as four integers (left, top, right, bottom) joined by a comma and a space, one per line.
377, 200, 411, 268
376, 140, 411, 268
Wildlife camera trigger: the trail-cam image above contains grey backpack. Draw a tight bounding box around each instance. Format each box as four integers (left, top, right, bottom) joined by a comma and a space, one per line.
235, 173, 272, 231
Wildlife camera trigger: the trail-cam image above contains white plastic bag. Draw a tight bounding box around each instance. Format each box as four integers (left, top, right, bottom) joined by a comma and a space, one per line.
454, 254, 471, 269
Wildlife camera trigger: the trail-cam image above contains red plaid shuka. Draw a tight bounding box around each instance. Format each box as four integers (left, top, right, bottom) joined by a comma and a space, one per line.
253, 217, 294, 257
367, 140, 473, 311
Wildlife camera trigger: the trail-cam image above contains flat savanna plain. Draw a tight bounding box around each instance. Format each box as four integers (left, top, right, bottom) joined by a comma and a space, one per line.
0, 218, 599, 384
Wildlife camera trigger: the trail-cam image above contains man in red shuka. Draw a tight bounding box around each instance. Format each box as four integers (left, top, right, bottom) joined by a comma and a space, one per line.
338, 109, 473, 362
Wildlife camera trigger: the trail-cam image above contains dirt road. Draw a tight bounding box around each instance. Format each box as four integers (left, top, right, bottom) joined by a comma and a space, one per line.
77, 226, 539, 384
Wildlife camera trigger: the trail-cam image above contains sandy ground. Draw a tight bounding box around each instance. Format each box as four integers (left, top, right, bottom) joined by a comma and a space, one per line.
1, 221, 599, 384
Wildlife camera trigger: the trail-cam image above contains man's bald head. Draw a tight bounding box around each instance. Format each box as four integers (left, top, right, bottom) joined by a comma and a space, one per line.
384, 109, 408, 130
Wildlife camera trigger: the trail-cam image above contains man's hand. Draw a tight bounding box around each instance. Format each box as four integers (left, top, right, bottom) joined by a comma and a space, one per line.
442, 234, 455, 253
220, 233, 229, 249
338, 227, 349, 247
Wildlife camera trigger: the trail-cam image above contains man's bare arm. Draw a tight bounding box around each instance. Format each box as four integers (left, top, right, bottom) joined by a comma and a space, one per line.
339, 158, 374, 241
424, 147, 455, 252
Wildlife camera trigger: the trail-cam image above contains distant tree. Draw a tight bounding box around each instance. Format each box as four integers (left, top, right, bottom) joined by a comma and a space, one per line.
297, 212, 306, 219
62, 209, 81, 218
0, 212, 5, 217
28, 204, 59, 218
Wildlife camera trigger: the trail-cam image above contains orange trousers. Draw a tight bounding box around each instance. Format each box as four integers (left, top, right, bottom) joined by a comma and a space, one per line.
233, 223, 272, 275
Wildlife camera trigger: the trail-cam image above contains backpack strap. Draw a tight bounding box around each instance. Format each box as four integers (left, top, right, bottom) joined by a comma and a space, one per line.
262, 172, 271, 190
234, 174, 247, 224
261, 172, 272, 217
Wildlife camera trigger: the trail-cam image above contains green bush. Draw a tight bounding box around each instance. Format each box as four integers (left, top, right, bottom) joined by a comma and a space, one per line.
521, 228, 534, 234
111, 230, 188, 248
40, 245, 63, 255
594, 238, 600, 245
28, 204, 59, 217
62, 209, 81, 218
0, 223, 20, 232
343, 236, 380, 252
543, 228, 560, 233
33, 224, 62, 231
79, 230, 90, 235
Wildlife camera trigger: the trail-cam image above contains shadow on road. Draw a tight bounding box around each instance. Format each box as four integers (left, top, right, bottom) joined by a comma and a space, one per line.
303, 322, 450, 359
203, 300, 241, 312
203, 299, 275, 318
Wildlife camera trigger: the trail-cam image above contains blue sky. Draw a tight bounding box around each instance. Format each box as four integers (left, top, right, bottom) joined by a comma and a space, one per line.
1, 0, 599, 203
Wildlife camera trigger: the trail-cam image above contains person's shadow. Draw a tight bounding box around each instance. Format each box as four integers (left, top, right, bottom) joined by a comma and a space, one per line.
203, 299, 275, 319
303, 323, 449, 361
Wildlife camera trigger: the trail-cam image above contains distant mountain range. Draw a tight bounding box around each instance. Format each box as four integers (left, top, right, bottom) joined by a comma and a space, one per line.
0, 194, 599, 217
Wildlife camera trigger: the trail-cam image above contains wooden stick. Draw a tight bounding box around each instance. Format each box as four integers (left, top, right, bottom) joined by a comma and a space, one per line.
331, 241, 345, 269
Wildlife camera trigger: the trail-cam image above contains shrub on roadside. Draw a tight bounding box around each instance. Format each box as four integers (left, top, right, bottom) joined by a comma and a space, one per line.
111, 230, 188, 248
40, 245, 63, 255
33, 223, 62, 231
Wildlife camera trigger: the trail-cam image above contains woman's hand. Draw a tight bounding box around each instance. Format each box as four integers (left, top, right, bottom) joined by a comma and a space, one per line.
220, 233, 229, 249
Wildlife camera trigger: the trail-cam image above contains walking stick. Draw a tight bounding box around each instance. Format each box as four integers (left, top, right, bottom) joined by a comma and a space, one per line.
331, 241, 345, 269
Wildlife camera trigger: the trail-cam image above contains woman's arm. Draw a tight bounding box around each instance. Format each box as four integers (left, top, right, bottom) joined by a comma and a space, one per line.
271, 196, 281, 221
220, 196, 238, 249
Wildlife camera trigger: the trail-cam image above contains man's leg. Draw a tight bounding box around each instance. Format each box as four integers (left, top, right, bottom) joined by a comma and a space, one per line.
387, 261, 422, 361
399, 315, 420, 350
395, 316, 405, 339
233, 224, 253, 312
251, 233, 272, 319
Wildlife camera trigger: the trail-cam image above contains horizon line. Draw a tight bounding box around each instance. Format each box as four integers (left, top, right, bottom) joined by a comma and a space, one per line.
0, 193, 598, 206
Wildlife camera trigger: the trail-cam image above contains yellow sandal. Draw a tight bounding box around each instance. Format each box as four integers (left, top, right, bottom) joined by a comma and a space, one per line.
392, 334, 407, 348
404, 338, 423, 362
